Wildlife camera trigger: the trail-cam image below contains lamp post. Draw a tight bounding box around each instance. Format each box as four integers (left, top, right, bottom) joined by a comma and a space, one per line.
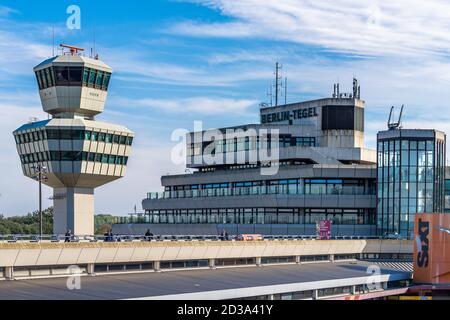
32, 164, 48, 239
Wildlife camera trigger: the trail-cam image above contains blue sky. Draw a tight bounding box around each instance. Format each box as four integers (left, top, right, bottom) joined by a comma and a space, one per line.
1, 0, 450, 216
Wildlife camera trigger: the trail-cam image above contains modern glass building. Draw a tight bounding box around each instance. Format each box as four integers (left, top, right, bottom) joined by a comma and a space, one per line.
114, 80, 382, 236
376, 129, 446, 237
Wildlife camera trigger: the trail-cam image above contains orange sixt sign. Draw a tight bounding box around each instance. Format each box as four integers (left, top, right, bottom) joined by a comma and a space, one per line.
413, 214, 450, 284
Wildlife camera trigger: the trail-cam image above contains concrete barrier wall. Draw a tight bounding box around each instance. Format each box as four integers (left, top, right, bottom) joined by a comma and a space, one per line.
0, 239, 412, 268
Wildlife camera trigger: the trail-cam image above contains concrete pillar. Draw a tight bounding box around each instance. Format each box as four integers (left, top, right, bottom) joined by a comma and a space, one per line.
209, 259, 216, 269
268, 294, 274, 300
5, 266, 13, 280
351, 285, 356, 295
53, 187, 95, 236
256, 257, 262, 267
154, 261, 161, 272
312, 290, 319, 300
295, 256, 301, 264
87, 263, 95, 276
329, 254, 334, 262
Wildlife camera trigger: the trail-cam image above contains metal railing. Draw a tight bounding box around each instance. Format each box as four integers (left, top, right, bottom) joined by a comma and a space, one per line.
0, 234, 406, 243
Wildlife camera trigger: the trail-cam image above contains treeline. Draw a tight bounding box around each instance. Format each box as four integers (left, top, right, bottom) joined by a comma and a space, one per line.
0, 207, 119, 235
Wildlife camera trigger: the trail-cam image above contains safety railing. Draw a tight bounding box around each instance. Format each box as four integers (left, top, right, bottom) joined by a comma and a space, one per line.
0, 234, 406, 243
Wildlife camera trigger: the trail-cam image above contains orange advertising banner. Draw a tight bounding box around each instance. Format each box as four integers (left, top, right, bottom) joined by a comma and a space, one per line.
413, 213, 450, 284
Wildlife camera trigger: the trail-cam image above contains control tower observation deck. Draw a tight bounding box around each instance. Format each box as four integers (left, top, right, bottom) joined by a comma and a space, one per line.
12, 45, 134, 236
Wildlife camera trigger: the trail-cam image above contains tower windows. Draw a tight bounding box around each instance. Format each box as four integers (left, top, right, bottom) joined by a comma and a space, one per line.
35, 66, 111, 91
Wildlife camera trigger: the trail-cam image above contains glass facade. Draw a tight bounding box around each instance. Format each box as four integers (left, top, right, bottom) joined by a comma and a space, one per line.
14, 129, 133, 146
188, 134, 316, 157
445, 178, 450, 213
147, 178, 376, 200
19, 151, 128, 165
35, 66, 111, 91
140, 207, 374, 225
377, 131, 446, 237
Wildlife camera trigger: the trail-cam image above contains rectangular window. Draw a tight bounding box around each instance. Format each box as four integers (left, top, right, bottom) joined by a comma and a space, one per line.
54, 66, 69, 85
88, 69, 97, 86
83, 68, 90, 84
98, 133, 106, 142
95, 153, 102, 162
95, 71, 104, 87
103, 73, 111, 90
101, 154, 109, 164
113, 135, 120, 144
105, 134, 113, 144
126, 137, 133, 146
88, 153, 95, 162
91, 131, 99, 141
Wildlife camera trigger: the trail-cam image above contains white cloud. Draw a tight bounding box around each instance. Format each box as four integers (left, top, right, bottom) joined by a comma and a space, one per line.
173, 0, 450, 58
114, 96, 258, 115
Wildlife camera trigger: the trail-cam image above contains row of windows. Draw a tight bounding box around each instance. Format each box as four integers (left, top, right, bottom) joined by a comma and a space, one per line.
150, 179, 376, 200
15, 129, 133, 146
20, 151, 129, 165
132, 208, 374, 225
188, 135, 317, 156
36, 66, 111, 91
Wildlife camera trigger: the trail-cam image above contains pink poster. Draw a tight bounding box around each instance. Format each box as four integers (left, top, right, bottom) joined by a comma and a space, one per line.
319, 220, 332, 240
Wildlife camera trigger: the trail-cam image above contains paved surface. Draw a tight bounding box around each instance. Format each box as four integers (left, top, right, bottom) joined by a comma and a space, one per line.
0, 262, 411, 300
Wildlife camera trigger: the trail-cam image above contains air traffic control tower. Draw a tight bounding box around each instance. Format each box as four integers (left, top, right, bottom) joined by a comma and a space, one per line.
13, 45, 134, 236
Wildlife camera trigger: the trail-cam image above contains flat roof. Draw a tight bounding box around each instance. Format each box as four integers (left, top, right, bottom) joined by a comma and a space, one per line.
0, 262, 411, 300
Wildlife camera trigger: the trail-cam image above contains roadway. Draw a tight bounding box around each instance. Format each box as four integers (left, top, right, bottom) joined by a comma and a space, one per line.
0, 261, 412, 300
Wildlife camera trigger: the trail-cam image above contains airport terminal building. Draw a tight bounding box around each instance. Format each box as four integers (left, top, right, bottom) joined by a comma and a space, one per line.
113, 80, 447, 238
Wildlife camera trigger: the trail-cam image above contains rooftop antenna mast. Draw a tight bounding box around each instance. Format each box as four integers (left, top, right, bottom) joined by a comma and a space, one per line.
274, 62, 282, 107
52, 26, 55, 57
284, 77, 288, 105
387, 105, 405, 130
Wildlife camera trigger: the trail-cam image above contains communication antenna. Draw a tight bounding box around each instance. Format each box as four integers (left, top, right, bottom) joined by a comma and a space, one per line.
52, 26, 55, 57
267, 81, 273, 107
387, 105, 405, 130
274, 62, 282, 107
284, 77, 288, 105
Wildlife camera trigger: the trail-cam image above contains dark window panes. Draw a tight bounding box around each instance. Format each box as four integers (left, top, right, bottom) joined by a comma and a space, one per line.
72, 130, 84, 140
96, 71, 104, 87
50, 151, 60, 161
95, 153, 102, 162
35, 72, 43, 90
88, 153, 95, 162
69, 67, 82, 84
103, 73, 111, 90
85, 131, 92, 141
116, 156, 123, 165
88, 69, 96, 86
105, 134, 113, 143
61, 151, 73, 161
112, 135, 120, 144
91, 131, 99, 141
14, 135, 20, 144
126, 137, 133, 146
45, 68, 53, 87
73, 151, 83, 161
101, 154, 109, 164
98, 133, 106, 142
109, 155, 116, 164
83, 68, 90, 84
119, 136, 127, 144
60, 130, 72, 140
46, 129, 60, 140
40, 70, 48, 88
55, 67, 69, 85
124, 157, 129, 165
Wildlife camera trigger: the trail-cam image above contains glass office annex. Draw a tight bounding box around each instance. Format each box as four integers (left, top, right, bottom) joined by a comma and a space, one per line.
377, 129, 446, 238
